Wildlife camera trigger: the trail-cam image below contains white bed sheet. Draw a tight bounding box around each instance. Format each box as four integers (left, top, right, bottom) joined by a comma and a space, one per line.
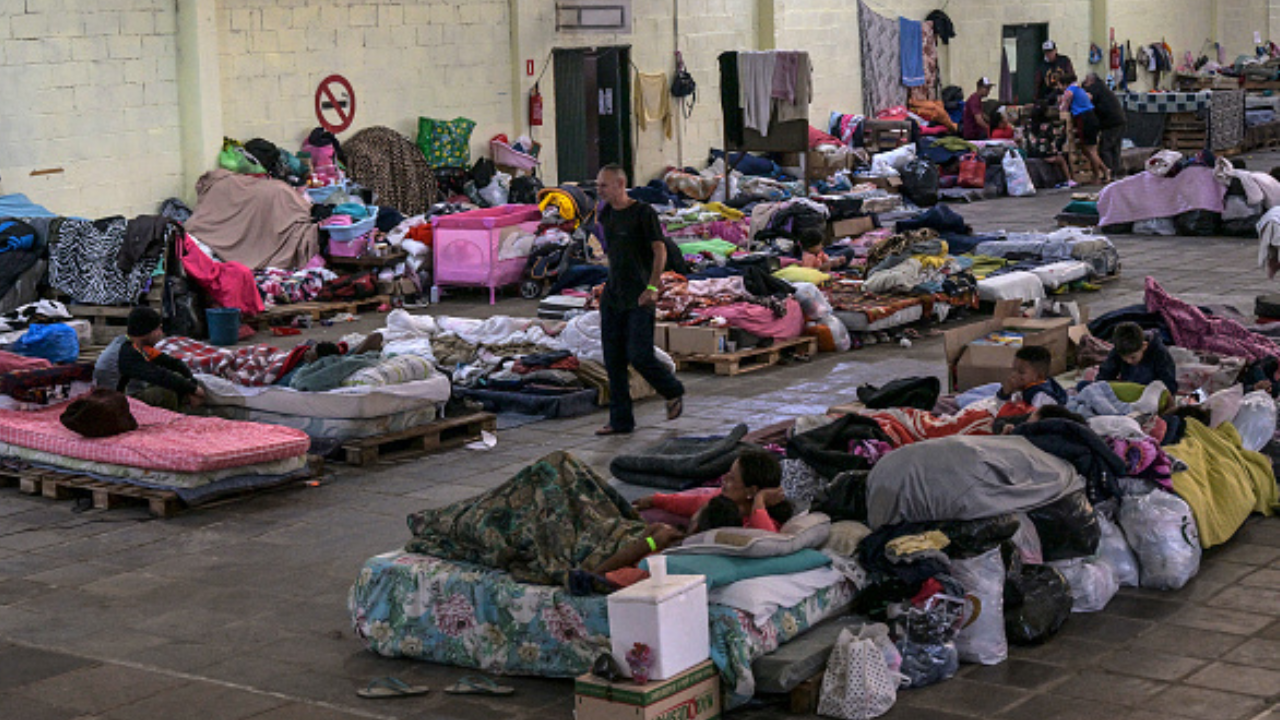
198, 374, 450, 419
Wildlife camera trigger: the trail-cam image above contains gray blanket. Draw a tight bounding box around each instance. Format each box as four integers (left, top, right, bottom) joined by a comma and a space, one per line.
866, 435, 1083, 528
610, 424, 750, 490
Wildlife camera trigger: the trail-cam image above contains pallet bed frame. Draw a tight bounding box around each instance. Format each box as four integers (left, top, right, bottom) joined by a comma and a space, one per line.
671, 336, 818, 376
0, 457, 324, 518
340, 411, 497, 466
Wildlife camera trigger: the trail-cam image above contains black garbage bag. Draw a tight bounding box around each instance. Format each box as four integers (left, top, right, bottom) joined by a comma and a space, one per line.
509, 175, 544, 205
813, 470, 870, 522
935, 514, 1021, 559
982, 162, 1006, 199
1174, 210, 1221, 236
856, 376, 941, 411
900, 158, 939, 207
786, 414, 891, 480
1004, 564, 1073, 645
1026, 491, 1101, 562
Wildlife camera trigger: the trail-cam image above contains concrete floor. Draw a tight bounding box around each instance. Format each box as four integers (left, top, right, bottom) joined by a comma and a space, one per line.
3, 151, 1280, 720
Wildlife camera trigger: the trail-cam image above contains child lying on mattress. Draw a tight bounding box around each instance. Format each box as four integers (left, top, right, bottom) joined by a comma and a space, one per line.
275, 332, 384, 388
631, 450, 795, 533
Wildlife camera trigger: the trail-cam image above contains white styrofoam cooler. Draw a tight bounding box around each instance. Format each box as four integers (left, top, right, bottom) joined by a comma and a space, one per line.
607, 573, 709, 681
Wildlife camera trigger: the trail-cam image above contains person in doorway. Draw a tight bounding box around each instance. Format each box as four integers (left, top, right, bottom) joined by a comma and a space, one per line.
114, 307, 205, 411
1056, 73, 1111, 185
1034, 40, 1076, 101
1082, 73, 1126, 178
997, 345, 1067, 408
594, 164, 686, 436
962, 77, 995, 141
1097, 322, 1178, 392
632, 450, 795, 533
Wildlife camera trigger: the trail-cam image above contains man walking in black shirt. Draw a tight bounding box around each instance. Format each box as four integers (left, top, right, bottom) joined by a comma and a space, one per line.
1083, 73, 1127, 179
594, 164, 685, 435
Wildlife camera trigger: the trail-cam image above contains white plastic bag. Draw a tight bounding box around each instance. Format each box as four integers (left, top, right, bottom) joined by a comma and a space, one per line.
1010, 513, 1044, 565
1118, 491, 1201, 590
818, 627, 899, 720
793, 282, 834, 319
1003, 150, 1036, 197
1232, 390, 1277, 452
1146, 150, 1183, 177
1133, 218, 1178, 236
817, 314, 853, 352
950, 548, 1007, 665
478, 171, 511, 206
1095, 510, 1139, 587
1048, 557, 1119, 612
870, 144, 916, 177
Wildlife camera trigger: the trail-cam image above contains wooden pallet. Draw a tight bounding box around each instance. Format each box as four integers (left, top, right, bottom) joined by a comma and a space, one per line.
66, 304, 135, 345
250, 295, 389, 329
341, 412, 497, 466
0, 457, 324, 518
672, 336, 818, 376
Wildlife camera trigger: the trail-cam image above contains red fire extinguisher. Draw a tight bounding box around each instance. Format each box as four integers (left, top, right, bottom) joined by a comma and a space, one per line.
529, 84, 543, 127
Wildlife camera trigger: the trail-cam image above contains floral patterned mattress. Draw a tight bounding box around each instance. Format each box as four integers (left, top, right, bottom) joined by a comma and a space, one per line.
349, 551, 854, 709
0, 397, 310, 473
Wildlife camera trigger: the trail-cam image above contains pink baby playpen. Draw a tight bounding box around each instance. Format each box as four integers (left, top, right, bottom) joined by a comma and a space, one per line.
431, 205, 541, 304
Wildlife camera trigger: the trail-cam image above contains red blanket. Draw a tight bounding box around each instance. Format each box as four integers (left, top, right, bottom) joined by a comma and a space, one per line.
0, 398, 308, 472
861, 402, 1032, 446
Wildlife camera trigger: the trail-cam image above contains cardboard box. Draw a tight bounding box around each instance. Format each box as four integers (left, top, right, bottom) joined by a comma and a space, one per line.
860, 174, 902, 191
653, 322, 675, 351
807, 149, 855, 177
575, 660, 721, 720
666, 325, 728, 356
830, 216, 876, 239
943, 300, 1071, 392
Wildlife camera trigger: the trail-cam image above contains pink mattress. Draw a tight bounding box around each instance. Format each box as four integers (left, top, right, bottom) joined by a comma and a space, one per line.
0, 398, 310, 473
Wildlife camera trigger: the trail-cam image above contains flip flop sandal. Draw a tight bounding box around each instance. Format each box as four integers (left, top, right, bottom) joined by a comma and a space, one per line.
666, 396, 684, 421
357, 676, 429, 699
595, 426, 633, 436
445, 676, 515, 696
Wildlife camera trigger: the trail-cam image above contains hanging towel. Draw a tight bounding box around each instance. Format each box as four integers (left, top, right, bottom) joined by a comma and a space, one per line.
635, 71, 673, 139
900, 18, 926, 87
738, 51, 778, 136
772, 51, 801, 102
775, 51, 812, 124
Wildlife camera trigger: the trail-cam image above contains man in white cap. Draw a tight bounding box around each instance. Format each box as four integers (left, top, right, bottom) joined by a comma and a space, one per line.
1035, 40, 1075, 101
962, 77, 994, 140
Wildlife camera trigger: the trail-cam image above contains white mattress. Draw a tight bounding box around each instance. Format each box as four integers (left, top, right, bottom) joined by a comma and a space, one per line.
1029, 260, 1091, 290
198, 373, 450, 419
978, 272, 1046, 302
834, 304, 924, 333
205, 405, 438, 442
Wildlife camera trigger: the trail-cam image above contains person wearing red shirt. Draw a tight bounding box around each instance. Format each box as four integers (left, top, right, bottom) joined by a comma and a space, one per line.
962, 77, 994, 140
633, 450, 794, 532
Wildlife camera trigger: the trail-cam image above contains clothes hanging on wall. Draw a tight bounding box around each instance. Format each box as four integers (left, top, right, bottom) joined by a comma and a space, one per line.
900, 18, 926, 87
738, 51, 778, 135
860, 0, 907, 116
925, 9, 955, 44
774, 51, 812, 124
720, 50, 812, 138
635, 71, 673, 139
909, 20, 940, 103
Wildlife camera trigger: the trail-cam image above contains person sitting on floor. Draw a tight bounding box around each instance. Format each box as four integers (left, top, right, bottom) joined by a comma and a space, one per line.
115, 307, 205, 412
997, 345, 1067, 408
798, 228, 847, 272
1097, 321, 1178, 391
1240, 355, 1280, 398
1025, 102, 1076, 189
989, 108, 1016, 140
632, 449, 795, 532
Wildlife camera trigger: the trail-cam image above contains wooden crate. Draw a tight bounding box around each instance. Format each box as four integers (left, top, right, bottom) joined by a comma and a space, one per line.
341, 412, 497, 466
672, 336, 818, 376
249, 295, 390, 330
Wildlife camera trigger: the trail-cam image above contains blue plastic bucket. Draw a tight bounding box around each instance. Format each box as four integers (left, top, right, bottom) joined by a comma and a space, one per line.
206, 307, 241, 346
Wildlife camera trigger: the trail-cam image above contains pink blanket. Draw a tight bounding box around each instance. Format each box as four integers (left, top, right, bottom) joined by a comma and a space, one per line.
1145, 277, 1279, 361
0, 351, 51, 374
1097, 167, 1226, 226
0, 398, 309, 473
178, 235, 264, 317
700, 298, 805, 339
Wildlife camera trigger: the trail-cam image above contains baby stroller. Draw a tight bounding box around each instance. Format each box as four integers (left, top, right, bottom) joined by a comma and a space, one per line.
520, 184, 600, 299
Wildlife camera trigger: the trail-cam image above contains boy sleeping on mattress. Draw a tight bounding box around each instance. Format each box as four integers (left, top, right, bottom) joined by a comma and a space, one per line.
403, 449, 792, 590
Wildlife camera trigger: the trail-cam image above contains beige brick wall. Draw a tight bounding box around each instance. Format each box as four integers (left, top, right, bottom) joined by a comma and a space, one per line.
0, 0, 183, 217
774, 0, 862, 122
216, 0, 515, 171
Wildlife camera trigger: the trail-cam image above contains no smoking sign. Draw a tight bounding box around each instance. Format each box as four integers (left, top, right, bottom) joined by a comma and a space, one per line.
315, 74, 356, 133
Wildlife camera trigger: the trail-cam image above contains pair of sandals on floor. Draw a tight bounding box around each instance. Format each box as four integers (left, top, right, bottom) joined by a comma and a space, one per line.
596, 395, 683, 436
358, 675, 514, 698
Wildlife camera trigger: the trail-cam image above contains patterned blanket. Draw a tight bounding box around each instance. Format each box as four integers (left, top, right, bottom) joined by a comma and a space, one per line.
0, 397, 308, 472
1146, 277, 1280, 361
859, 0, 905, 116
860, 401, 1032, 446
157, 337, 290, 387
49, 217, 160, 305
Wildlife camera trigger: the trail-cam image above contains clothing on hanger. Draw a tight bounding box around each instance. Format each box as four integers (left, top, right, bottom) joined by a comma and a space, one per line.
634, 71, 673, 139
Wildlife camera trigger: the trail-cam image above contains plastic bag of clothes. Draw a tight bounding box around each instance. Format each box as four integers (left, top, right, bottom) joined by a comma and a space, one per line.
816, 314, 853, 352
1026, 491, 1100, 562
1048, 557, 1119, 613
951, 548, 1007, 665
870, 143, 917, 177
899, 159, 939, 207
1003, 563, 1072, 645
1009, 513, 1044, 565
1174, 210, 1221, 236
793, 281, 834, 319
937, 514, 1021, 559
1095, 509, 1139, 587
895, 595, 962, 688
12, 323, 80, 364
1133, 218, 1177, 236
1003, 150, 1036, 197
1233, 391, 1277, 453
1118, 490, 1201, 590
1145, 149, 1183, 176
478, 171, 511, 207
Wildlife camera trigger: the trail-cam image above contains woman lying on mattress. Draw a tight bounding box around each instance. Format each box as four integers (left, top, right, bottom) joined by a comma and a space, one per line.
630, 449, 795, 533
404, 449, 790, 589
